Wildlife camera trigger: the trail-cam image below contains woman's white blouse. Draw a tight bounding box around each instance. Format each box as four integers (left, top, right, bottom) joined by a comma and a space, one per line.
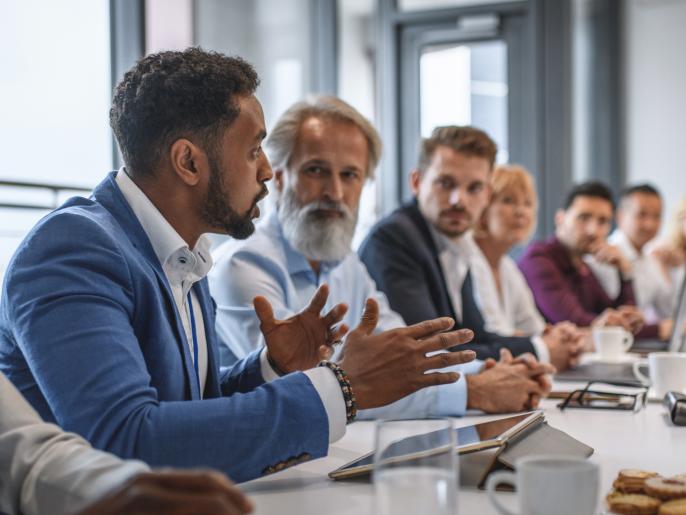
468, 240, 547, 337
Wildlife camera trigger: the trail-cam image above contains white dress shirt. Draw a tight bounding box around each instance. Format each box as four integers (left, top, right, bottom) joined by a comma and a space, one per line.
0, 372, 148, 515
469, 241, 547, 336
608, 230, 676, 321
116, 170, 209, 395
430, 227, 474, 322
209, 212, 485, 420
115, 170, 345, 441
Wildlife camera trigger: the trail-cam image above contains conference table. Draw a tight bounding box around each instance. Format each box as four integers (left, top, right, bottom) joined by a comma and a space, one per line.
242, 384, 684, 514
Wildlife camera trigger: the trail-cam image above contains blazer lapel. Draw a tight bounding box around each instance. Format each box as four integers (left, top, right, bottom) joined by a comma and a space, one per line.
403, 201, 459, 321
92, 173, 201, 400
195, 279, 221, 398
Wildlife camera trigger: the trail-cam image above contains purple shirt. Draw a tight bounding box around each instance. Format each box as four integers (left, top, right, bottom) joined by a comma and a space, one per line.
518, 236, 636, 327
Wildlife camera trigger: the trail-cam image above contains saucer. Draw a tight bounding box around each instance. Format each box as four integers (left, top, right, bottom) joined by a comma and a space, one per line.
583, 352, 640, 364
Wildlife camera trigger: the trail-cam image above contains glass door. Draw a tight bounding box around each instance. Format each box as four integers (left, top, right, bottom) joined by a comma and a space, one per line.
397, 12, 526, 200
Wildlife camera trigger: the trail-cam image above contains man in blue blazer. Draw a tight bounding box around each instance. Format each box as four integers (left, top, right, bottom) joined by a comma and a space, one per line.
0, 49, 475, 483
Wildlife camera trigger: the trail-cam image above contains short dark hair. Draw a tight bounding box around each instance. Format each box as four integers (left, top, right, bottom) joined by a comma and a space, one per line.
563, 181, 615, 211
417, 126, 497, 173
619, 183, 661, 202
110, 47, 260, 178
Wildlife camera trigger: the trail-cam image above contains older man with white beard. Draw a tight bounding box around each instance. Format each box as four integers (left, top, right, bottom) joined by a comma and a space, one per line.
209, 96, 554, 417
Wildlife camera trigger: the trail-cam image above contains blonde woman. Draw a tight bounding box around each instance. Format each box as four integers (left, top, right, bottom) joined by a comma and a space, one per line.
652, 196, 686, 291
470, 165, 584, 370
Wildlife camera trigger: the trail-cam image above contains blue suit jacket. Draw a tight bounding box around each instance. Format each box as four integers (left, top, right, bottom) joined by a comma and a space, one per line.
0, 173, 329, 483
358, 201, 536, 360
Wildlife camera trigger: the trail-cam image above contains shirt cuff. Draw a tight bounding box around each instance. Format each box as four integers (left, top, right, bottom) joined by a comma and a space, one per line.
530, 335, 550, 363
259, 348, 281, 382
435, 359, 484, 416
303, 367, 347, 443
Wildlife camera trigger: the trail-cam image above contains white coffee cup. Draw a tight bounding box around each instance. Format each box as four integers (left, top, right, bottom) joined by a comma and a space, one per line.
593, 326, 634, 361
633, 352, 686, 397
486, 455, 599, 515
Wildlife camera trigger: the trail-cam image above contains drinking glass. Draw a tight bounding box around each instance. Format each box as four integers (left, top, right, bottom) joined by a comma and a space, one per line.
374, 418, 457, 515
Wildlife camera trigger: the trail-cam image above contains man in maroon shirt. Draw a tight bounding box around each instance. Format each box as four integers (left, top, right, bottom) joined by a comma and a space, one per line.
518, 181, 643, 333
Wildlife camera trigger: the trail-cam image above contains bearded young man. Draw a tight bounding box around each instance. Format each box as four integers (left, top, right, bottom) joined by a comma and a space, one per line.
518, 181, 644, 334
209, 97, 554, 416
359, 126, 580, 364
0, 49, 478, 484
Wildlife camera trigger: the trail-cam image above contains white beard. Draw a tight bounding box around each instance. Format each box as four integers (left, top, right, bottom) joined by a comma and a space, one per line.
277, 185, 358, 262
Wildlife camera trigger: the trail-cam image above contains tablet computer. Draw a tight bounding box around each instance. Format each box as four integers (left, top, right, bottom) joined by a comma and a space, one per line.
328, 411, 544, 480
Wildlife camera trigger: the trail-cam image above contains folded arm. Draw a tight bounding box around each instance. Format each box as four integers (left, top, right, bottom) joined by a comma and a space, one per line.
0, 373, 148, 515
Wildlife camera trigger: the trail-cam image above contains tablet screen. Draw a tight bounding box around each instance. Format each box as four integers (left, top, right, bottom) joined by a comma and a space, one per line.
332, 413, 536, 474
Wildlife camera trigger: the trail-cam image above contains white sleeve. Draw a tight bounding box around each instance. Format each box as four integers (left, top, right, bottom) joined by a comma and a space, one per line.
259, 349, 346, 443
0, 373, 148, 515
209, 248, 293, 361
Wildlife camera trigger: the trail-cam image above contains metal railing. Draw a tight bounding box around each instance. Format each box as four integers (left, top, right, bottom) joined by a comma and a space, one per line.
0, 179, 92, 210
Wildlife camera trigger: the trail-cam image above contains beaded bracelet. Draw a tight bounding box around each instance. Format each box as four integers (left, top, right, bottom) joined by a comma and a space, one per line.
318, 361, 357, 423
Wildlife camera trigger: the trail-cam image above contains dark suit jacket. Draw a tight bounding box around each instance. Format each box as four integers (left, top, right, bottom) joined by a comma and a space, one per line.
359, 201, 536, 360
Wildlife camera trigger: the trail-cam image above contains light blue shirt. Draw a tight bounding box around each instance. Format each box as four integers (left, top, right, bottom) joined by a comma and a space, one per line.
208, 212, 483, 418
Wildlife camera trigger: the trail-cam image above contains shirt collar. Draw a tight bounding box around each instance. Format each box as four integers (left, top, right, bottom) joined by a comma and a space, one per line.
428, 222, 475, 258
115, 168, 213, 280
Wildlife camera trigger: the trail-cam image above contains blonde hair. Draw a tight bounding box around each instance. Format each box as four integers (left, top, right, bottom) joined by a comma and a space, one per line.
265, 95, 381, 179
476, 164, 538, 239
667, 196, 686, 251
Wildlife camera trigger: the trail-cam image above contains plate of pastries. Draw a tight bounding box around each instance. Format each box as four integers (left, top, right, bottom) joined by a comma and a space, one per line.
606, 469, 686, 514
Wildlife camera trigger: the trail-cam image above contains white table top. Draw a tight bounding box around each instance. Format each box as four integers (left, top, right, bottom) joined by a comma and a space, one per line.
241, 388, 684, 514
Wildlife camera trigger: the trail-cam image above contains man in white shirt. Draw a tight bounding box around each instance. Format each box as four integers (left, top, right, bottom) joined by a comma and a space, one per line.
609, 184, 674, 340
209, 97, 554, 415
0, 372, 253, 515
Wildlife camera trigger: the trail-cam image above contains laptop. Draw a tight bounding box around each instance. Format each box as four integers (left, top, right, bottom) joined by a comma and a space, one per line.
556, 275, 686, 383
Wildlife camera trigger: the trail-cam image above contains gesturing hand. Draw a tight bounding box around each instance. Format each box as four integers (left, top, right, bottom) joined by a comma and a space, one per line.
254, 284, 348, 373
337, 298, 477, 410
77, 470, 253, 515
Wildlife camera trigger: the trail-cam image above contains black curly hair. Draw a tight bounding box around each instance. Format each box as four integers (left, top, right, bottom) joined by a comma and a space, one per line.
110, 47, 260, 178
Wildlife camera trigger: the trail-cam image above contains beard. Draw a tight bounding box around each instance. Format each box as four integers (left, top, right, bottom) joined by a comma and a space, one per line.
277, 185, 358, 262
199, 157, 266, 240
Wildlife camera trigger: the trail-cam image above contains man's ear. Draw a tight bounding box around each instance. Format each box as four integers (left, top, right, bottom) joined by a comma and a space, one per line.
273, 168, 285, 193
409, 169, 422, 195
169, 138, 207, 186
554, 208, 565, 228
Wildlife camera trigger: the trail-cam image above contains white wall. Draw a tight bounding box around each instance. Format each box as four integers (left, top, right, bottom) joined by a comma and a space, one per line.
624, 0, 686, 232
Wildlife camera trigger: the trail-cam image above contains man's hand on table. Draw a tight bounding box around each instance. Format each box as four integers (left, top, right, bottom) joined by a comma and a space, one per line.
77, 471, 253, 515
337, 298, 477, 409
255, 284, 348, 373
467, 349, 555, 412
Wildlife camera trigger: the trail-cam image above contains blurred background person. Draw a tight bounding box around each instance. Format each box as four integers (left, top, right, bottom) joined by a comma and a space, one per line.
518, 181, 644, 335
651, 195, 686, 296
604, 184, 674, 341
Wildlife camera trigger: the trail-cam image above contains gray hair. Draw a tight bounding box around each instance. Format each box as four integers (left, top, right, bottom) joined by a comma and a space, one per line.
265, 95, 382, 179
